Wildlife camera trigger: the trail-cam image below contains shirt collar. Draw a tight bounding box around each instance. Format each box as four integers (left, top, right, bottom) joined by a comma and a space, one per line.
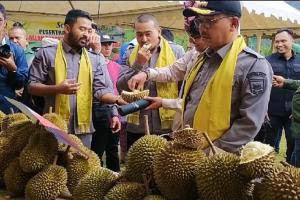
62, 40, 82, 54
1, 37, 6, 45
205, 42, 233, 60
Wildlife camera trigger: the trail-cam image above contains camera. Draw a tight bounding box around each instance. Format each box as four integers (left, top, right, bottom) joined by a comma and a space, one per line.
0, 44, 11, 58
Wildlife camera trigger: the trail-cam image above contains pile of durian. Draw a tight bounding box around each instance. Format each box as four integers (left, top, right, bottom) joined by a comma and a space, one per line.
1, 110, 299, 200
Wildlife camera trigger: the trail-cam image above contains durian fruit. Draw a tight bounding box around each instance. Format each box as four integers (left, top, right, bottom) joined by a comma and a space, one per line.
196, 152, 251, 200
104, 182, 147, 200
66, 144, 101, 194
0, 136, 10, 186
124, 135, 167, 183
172, 125, 204, 149
121, 89, 150, 103
255, 167, 300, 200
239, 141, 275, 179
0, 111, 6, 131
19, 130, 58, 173
43, 112, 67, 131
1, 112, 29, 131
153, 142, 206, 200
143, 195, 166, 200
4, 158, 33, 196
73, 167, 119, 200
25, 164, 68, 200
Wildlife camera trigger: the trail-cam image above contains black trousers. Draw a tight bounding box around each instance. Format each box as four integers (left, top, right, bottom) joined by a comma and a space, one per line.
265, 115, 295, 163
91, 104, 120, 172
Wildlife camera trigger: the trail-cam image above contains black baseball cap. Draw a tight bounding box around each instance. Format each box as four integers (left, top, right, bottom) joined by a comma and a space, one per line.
183, 1, 241, 18
100, 32, 116, 43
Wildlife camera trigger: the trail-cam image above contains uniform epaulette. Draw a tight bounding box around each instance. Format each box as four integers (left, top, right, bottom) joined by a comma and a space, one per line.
244, 47, 264, 59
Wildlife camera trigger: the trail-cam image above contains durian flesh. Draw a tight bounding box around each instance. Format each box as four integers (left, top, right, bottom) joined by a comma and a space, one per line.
240, 141, 274, 163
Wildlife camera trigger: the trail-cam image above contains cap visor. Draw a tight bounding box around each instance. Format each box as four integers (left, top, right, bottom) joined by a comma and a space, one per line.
183, 7, 215, 17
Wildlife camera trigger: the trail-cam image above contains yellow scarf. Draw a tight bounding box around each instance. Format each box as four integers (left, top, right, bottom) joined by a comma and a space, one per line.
54, 41, 93, 134
128, 38, 178, 129
183, 36, 246, 148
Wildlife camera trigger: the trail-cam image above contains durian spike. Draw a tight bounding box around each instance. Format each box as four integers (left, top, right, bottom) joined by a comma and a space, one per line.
144, 115, 150, 135
49, 106, 53, 114
10, 107, 14, 114
202, 132, 217, 155
53, 155, 58, 165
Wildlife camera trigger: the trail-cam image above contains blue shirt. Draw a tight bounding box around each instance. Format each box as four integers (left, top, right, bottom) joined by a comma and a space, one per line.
267, 52, 300, 116
0, 37, 28, 114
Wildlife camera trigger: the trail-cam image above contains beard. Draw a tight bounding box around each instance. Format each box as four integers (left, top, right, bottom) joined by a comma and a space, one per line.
68, 31, 87, 50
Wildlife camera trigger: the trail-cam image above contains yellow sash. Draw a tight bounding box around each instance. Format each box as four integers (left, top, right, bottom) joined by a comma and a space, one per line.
182, 36, 246, 148
128, 38, 178, 129
55, 41, 93, 134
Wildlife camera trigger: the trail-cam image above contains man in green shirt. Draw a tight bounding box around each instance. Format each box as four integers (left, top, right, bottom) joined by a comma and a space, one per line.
273, 74, 300, 167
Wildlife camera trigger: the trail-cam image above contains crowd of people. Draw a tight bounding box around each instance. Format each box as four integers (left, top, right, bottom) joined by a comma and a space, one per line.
0, 0, 299, 172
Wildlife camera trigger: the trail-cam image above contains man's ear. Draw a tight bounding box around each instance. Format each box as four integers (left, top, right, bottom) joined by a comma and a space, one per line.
64, 24, 71, 34
230, 17, 240, 32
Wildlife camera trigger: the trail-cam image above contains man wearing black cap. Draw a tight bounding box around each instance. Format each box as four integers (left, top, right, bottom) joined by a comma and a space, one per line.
180, 1, 273, 153
130, 1, 273, 153
91, 32, 123, 171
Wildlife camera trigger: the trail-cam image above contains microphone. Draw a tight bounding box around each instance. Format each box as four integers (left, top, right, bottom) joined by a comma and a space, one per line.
118, 99, 151, 116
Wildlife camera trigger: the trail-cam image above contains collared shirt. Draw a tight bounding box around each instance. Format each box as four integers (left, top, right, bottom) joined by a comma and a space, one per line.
0, 37, 28, 114
29, 41, 115, 134
184, 42, 273, 153
267, 52, 300, 117
117, 39, 185, 134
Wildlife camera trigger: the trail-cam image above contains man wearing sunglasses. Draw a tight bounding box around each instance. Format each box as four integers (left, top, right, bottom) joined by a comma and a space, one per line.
129, 1, 273, 154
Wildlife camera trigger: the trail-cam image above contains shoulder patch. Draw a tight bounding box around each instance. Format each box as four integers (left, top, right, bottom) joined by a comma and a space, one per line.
243, 47, 264, 59
247, 72, 266, 95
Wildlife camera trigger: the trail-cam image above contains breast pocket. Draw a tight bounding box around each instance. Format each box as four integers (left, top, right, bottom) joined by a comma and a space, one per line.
293, 64, 300, 75
272, 65, 284, 76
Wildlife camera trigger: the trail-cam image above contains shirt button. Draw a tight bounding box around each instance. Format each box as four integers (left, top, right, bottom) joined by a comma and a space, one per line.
186, 95, 191, 101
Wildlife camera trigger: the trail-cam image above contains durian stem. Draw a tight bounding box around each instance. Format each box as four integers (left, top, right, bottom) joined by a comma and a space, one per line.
144, 115, 150, 135
49, 106, 53, 113
280, 160, 293, 167
10, 108, 14, 114
142, 173, 150, 195
53, 155, 58, 165
202, 132, 216, 155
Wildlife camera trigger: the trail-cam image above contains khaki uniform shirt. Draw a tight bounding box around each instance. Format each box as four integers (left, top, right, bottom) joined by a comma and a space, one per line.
117, 39, 184, 134
185, 42, 273, 153
29, 41, 115, 134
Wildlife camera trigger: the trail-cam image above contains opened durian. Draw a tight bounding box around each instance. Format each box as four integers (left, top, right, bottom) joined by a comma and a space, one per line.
104, 182, 147, 200
73, 167, 119, 200
124, 134, 167, 183
239, 141, 275, 179
121, 89, 149, 103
